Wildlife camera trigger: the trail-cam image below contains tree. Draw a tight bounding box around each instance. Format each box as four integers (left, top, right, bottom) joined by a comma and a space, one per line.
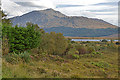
101, 39, 108, 42
3, 23, 41, 53
39, 32, 68, 55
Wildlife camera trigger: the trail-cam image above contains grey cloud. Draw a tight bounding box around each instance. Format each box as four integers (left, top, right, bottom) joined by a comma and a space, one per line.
87, 8, 117, 12
56, 4, 84, 8
95, 13, 117, 15
92, 2, 118, 6
14, 2, 46, 8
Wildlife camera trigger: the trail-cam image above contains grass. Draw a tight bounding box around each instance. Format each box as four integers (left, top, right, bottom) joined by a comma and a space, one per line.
2, 41, 119, 78
2, 50, 118, 78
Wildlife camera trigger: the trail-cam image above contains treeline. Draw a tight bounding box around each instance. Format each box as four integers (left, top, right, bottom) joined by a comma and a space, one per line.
44, 26, 118, 37
2, 22, 69, 55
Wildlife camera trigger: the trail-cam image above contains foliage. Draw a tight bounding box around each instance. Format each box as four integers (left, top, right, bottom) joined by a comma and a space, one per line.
18, 51, 31, 63
115, 42, 120, 45
39, 32, 68, 55
87, 46, 95, 53
92, 51, 102, 55
107, 43, 118, 50
66, 47, 79, 59
75, 44, 88, 54
72, 54, 80, 59
91, 61, 110, 68
4, 51, 31, 64
101, 39, 108, 42
2, 23, 41, 53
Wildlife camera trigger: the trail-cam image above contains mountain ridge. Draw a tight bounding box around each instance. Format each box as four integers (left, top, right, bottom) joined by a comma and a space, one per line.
10, 8, 117, 29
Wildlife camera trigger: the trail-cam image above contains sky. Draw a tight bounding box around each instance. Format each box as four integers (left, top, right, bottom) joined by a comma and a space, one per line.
1, 0, 119, 26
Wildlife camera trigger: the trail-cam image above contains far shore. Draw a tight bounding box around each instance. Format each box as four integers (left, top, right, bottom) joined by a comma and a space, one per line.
65, 36, 118, 40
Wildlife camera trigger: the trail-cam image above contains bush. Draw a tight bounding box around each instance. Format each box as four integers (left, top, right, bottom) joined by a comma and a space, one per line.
39, 32, 68, 55
67, 48, 77, 55
19, 51, 31, 63
87, 46, 95, 53
71, 41, 75, 44
37, 67, 46, 74
91, 61, 110, 68
101, 39, 108, 42
107, 43, 118, 50
4, 51, 31, 64
75, 45, 88, 55
4, 53, 20, 64
92, 51, 102, 55
116, 42, 120, 45
72, 54, 80, 59
66, 47, 79, 59
2, 23, 41, 53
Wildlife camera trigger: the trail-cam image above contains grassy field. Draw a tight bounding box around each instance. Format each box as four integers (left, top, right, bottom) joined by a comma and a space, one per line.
2, 41, 119, 78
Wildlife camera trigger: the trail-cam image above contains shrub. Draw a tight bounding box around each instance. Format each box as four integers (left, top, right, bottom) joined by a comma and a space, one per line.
92, 51, 102, 55
66, 48, 79, 59
39, 32, 68, 55
107, 43, 118, 50
19, 51, 31, 63
101, 39, 108, 42
37, 67, 46, 74
91, 61, 110, 68
87, 46, 95, 53
116, 42, 120, 45
75, 45, 88, 55
67, 48, 77, 55
71, 41, 75, 44
2, 23, 41, 53
72, 54, 80, 59
52, 70, 60, 77
4, 53, 20, 64
4, 51, 31, 64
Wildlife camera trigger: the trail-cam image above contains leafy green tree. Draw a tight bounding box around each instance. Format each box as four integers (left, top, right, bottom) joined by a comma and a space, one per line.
3, 23, 41, 53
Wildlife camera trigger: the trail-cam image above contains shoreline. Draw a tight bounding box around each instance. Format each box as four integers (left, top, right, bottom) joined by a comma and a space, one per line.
65, 37, 118, 40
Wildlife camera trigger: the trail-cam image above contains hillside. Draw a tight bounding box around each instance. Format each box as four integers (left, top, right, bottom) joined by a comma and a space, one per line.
44, 27, 118, 37
10, 8, 117, 29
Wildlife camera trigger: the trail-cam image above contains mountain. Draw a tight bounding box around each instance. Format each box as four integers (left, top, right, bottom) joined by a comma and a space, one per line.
10, 8, 117, 29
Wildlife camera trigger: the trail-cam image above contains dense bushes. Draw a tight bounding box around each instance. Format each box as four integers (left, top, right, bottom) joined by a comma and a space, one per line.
2, 23, 41, 53
38, 32, 68, 55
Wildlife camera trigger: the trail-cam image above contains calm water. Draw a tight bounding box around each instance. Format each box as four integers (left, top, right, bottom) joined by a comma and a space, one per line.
71, 39, 118, 42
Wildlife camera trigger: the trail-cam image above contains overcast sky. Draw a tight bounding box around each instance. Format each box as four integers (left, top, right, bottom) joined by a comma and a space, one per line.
1, 0, 119, 26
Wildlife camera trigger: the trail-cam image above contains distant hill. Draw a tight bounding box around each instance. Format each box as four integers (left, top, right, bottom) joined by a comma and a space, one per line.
44, 27, 118, 37
103, 34, 118, 37
10, 8, 117, 29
